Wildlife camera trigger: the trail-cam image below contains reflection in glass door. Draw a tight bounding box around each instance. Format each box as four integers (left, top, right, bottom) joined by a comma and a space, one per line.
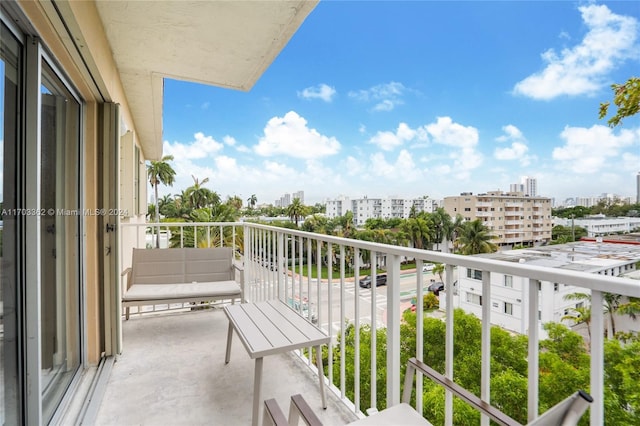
40, 61, 81, 423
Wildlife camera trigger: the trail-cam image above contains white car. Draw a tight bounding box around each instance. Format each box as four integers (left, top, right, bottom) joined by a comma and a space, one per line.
422, 263, 435, 272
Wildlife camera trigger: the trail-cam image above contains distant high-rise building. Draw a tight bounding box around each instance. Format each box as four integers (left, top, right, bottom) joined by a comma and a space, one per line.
524, 177, 537, 197
292, 190, 304, 204
509, 183, 524, 193
636, 172, 640, 204
510, 176, 537, 197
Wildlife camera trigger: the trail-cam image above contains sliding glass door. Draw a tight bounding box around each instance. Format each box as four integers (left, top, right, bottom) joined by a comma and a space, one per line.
1, 14, 84, 423
39, 61, 81, 424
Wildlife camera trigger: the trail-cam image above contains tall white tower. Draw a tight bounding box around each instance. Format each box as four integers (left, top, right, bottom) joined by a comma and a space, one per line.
523, 176, 537, 197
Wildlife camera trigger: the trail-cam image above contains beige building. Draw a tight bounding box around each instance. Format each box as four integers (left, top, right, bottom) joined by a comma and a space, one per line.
443, 191, 553, 247
0, 1, 316, 424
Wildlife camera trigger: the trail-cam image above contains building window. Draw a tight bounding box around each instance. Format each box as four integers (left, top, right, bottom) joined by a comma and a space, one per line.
466, 293, 482, 305
504, 275, 513, 287
466, 268, 482, 280
504, 302, 513, 315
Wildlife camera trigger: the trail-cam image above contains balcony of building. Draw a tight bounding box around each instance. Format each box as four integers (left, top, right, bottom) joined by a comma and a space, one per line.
95, 221, 640, 426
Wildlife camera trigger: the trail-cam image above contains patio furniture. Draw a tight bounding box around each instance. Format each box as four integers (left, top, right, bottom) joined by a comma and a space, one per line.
263, 357, 592, 426
224, 299, 330, 426
121, 247, 243, 319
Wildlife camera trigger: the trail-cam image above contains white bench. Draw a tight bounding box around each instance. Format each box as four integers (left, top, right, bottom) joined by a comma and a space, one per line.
121, 247, 243, 319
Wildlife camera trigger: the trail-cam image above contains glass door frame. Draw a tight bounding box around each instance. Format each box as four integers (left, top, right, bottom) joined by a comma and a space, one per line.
22, 31, 86, 426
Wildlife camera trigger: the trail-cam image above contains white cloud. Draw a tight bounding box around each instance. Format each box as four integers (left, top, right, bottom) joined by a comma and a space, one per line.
552, 125, 639, 173
223, 135, 236, 146
369, 122, 427, 151
365, 150, 422, 182
493, 124, 533, 166
253, 111, 341, 159
201, 102, 210, 110
426, 116, 479, 149
163, 132, 224, 160
513, 4, 638, 100
495, 142, 529, 161
349, 81, 407, 112
496, 124, 523, 142
298, 84, 337, 102
344, 156, 364, 176
622, 152, 640, 172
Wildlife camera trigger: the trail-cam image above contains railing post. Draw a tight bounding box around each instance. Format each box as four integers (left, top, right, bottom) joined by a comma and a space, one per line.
527, 278, 539, 422
481, 270, 491, 426
386, 254, 401, 407
277, 232, 285, 302
591, 290, 604, 426
243, 223, 249, 302
445, 264, 455, 426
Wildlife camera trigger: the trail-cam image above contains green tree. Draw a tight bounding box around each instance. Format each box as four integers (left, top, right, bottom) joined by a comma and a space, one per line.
247, 194, 257, 210
431, 263, 445, 282
226, 195, 243, 211
551, 225, 587, 243
286, 198, 307, 227
185, 176, 219, 209
562, 305, 593, 343
552, 206, 591, 219
599, 77, 640, 127
430, 208, 452, 251
401, 216, 432, 250
565, 292, 640, 338
147, 155, 176, 247
455, 219, 498, 255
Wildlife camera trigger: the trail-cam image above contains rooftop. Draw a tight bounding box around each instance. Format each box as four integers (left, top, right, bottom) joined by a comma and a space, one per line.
476, 241, 640, 273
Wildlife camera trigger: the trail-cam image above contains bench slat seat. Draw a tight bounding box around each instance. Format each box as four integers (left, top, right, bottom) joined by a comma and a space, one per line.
122, 247, 243, 319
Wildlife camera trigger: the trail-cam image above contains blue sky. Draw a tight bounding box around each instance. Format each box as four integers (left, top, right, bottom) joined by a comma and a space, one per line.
161, 1, 640, 207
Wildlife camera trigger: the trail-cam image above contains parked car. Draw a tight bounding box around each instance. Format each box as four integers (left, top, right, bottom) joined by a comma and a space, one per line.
422, 263, 435, 272
359, 274, 387, 288
428, 281, 445, 296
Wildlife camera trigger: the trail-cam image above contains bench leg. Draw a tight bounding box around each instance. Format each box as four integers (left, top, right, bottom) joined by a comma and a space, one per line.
252, 357, 264, 426
316, 346, 327, 409
225, 321, 234, 364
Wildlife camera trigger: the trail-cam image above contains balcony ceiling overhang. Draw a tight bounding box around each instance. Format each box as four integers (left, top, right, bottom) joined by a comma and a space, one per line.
94, 1, 317, 160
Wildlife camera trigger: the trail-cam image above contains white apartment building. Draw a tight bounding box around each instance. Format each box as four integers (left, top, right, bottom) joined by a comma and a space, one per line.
443, 191, 553, 247
441, 241, 640, 339
554, 215, 640, 237
325, 196, 439, 226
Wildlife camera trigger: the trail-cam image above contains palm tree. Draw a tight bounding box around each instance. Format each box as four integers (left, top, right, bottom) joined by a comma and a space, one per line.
430, 208, 452, 251
247, 194, 258, 210
147, 155, 176, 247
286, 198, 306, 227
226, 195, 243, 211
432, 263, 445, 282
564, 292, 640, 338
455, 219, 498, 255
401, 216, 431, 250
185, 176, 219, 209
561, 305, 592, 344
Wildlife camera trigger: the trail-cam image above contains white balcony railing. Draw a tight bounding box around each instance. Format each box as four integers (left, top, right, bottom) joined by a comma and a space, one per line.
119, 221, 640, 426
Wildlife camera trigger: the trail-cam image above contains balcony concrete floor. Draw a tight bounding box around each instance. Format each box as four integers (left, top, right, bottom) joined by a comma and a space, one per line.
94, 307, 358, 426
